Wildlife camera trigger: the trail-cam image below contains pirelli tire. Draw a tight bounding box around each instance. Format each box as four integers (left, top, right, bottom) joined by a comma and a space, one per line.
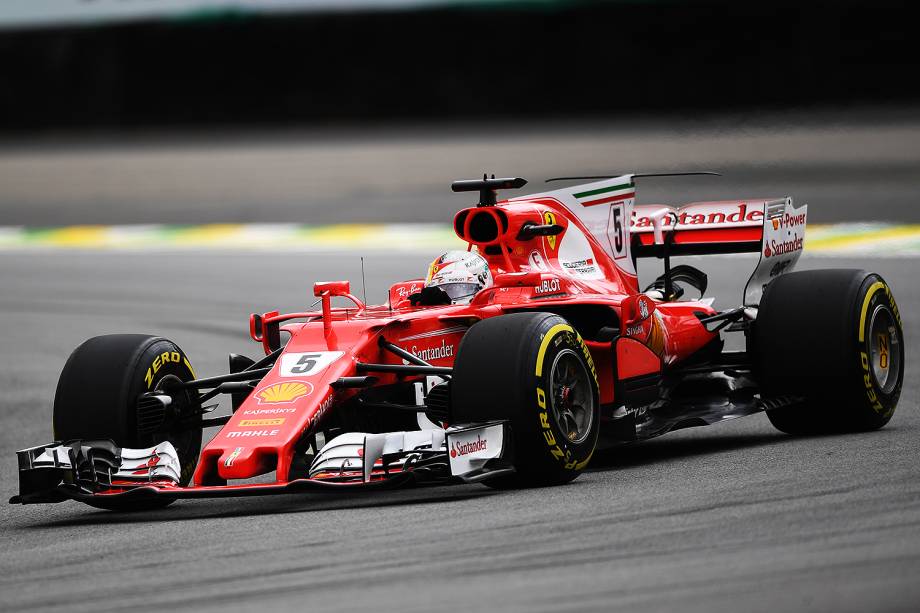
451, 312, 600, 487
53, 334, 202, 510
753, 269, 904, 434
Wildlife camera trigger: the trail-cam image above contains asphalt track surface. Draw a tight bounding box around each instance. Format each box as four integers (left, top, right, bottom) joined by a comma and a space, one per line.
1, 251, 918, 613
2, 107, 920, 227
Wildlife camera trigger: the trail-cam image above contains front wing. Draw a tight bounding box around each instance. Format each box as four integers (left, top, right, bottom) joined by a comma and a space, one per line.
11, 422, 513, 506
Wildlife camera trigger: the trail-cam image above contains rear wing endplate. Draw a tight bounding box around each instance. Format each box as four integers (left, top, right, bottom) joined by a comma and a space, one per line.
742, 197, 807, 306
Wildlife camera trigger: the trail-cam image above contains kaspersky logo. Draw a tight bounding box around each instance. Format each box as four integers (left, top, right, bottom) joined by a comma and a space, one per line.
450, 435, 487, 458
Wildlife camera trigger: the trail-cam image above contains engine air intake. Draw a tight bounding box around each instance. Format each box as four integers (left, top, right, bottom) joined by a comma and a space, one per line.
454, 207, 509, 245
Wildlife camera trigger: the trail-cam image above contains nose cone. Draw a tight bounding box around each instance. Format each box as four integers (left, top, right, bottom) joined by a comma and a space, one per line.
216, 445, 276, 480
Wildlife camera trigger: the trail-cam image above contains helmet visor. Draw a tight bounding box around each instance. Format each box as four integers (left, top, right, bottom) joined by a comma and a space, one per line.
439, 282, 482, 302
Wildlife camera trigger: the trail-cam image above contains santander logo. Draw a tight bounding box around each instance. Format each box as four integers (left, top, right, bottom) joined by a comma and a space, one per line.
450, 435, 487, 458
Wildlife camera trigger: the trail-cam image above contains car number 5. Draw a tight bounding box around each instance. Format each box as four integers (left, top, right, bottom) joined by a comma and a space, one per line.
279, 351, 344, 377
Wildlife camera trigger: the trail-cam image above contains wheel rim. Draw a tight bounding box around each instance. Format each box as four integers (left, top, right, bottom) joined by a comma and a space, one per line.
151, 374, 202, 484
548, 349, 595, 445
868, 305, 901, 394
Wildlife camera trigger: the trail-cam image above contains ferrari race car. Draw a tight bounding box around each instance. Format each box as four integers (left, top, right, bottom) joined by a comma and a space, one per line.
12, 173, 905, 510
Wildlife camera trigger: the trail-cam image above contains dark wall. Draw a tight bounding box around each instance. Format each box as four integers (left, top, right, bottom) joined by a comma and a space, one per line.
1, 1, 917, 132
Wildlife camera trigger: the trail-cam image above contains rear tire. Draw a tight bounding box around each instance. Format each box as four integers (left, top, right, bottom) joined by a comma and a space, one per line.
753, 269, 904, 434
451, 312, 600, 487
54, 334, 202, 510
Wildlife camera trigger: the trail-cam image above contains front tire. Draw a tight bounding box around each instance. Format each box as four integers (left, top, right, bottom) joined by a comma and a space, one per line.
753, 269, 904, 434
53, 334, 202, 510
451, 312, 600, 487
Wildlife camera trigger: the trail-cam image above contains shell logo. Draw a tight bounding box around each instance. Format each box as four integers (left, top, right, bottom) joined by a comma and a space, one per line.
256, 381, 313, 404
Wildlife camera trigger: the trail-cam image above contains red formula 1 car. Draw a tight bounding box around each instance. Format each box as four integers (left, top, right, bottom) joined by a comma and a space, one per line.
12, 174, 905, 510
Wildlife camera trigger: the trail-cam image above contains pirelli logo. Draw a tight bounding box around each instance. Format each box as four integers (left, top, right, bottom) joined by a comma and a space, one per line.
238, 418, 285, 427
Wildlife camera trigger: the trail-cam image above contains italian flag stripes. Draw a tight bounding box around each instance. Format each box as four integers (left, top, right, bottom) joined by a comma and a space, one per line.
573, 182, 636, 207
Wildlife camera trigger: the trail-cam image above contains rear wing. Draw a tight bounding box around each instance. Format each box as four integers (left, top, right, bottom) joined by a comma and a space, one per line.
631, 198, 808, 305
513, 174, 806, 305
632, 200, 771, 256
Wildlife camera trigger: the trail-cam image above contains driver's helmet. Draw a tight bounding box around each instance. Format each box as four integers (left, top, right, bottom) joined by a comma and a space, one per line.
424, 250, 493, 304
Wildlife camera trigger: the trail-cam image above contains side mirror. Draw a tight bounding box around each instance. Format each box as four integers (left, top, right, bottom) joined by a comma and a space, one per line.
249, 313, 264, 341
313, 280, 351, 297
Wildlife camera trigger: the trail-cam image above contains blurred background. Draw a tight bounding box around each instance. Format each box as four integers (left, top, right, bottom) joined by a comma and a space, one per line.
3, 4, 920, 612
1, 0, 919, 237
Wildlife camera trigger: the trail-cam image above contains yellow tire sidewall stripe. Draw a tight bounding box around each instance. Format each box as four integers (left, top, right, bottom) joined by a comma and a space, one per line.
858, 281, 887, 343
535, 323, 575, 377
